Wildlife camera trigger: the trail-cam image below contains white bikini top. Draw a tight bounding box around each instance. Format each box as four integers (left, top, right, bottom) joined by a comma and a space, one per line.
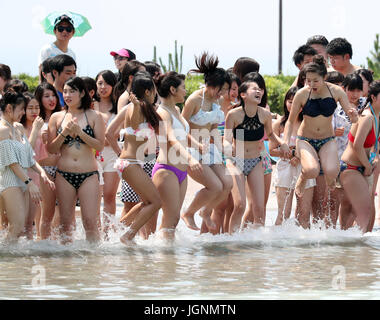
159, 105, 189, 141
123, 122, 155, 140
189, 89, 225, 126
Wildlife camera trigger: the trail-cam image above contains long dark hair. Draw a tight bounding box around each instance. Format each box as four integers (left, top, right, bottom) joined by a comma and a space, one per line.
131, 71, 161, 131
113, 60, 145, 104
34, 82, 61, 121
280, 87, 302, 127
95, 70, 118, 114
239, 72, 267, 108
64, 77, 92, 110
191, 52, 230, 88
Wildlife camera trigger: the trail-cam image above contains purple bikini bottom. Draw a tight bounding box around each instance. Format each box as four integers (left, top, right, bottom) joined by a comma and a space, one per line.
152, 163, 188, 184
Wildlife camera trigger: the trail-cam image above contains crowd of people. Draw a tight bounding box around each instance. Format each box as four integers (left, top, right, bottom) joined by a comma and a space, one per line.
0, 14, 379, 245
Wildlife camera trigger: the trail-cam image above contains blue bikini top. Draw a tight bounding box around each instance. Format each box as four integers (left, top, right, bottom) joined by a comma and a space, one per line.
302, 84, 337, 118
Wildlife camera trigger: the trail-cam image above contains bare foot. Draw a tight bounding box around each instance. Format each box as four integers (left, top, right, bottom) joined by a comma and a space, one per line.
181, 211, 200, 231
199, 211, 216, 231
295, 175, 307, 198
120, 229, 136, 245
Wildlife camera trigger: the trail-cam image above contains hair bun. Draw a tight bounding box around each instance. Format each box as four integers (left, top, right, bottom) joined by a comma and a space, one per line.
313, 55, 326, 67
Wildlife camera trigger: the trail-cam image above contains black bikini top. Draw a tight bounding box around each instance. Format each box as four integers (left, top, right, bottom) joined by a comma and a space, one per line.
57, 111, 95, 145
233, 107, 264, 141
302, 84, 337, 118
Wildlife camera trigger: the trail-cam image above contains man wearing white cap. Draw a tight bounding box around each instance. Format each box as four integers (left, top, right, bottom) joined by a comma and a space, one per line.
110, 48, 136, 81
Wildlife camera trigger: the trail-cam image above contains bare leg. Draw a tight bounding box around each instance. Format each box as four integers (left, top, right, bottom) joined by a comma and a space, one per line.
275, 187, 294, 225
295, 139, 320, 197
295, 187, 314, 229
77, 174, 101, 243
102, 172, 120, 237
223, 193, 234, 233
2, 187, 28, 243
153, 169, 187, 240
244, 163, 265, 227
312, 175, 326, 223
24, 196, 40, 240
39, 173, 59, 240
55, 173, 78, 244
205, 164, 232, 233
120, 165, 161, 243
340, 170, 372, 233
181, 165, 222, 231
227, 160, 246, 234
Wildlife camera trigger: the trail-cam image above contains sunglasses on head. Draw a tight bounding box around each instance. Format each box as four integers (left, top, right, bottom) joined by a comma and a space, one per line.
56, 26, 73, 33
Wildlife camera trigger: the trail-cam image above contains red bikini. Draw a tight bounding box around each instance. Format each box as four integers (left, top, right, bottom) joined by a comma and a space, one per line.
348, 125, 377, 148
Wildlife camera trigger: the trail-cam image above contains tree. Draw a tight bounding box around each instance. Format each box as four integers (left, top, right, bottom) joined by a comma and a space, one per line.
153, 40, 183, 73
366, 34, 380, 79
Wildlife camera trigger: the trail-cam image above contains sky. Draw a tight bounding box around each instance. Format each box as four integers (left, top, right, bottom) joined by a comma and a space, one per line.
0, 0, 378, 78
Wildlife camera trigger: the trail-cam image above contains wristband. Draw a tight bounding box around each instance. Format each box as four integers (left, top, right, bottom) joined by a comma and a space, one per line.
24, 177, 33, 185
60, 132, 67, 139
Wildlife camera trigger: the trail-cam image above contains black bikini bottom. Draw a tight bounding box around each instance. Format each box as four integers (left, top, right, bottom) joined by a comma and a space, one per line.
57, 169, 99, 190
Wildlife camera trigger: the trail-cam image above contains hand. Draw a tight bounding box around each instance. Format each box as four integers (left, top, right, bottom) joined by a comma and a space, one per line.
347, 108, 358, 123
27, 182, 42, 205
41, 129, 48, 144
129, 93, 140, 106
41, 172, 55, 191
290, 157, 299, 167
280, 143, 291, 158
67, 118, 82, 137
32, 116, 44, 131
335, 127, 345, 137
188, 157, 202, 173
364, 164, 373, 176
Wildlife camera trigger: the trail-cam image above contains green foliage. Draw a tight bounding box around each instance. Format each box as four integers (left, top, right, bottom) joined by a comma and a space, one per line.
154, 40, 183, 73
366, 34, 380, 79
185, 74, 203, 100
182, 74, 295, 115
15, 73, 39, 93
264, 75, 295, 115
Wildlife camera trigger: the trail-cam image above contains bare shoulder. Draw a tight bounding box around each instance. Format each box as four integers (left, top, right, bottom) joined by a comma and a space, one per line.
0, 126, 10, 140
185, 89, 202, 106
327, 83, 345, 97
156, 106, 171, 121
296, 86, 311, 99
50, 110, 65, 123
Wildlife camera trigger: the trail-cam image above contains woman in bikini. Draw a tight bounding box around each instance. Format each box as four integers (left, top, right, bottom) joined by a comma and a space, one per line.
224, 73, 287, 233
116, 71, 162, 244
94, 70, 120, 234
0, 90, 54, 243
270, 87, 316, 228
181, 52, 232, 232
339, 81, 380, 233
209, 71, 241, 234
34, 82, 62, 240
283, 55, 358, 205
152, 71, 203, 239
47, 77, 105, 243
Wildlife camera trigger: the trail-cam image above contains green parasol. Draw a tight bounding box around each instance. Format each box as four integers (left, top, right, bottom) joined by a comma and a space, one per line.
41, 11, 92, 37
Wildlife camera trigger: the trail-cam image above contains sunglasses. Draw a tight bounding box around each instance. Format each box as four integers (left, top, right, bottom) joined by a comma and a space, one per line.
113, 55, 128, 61
56, 26, 74, 33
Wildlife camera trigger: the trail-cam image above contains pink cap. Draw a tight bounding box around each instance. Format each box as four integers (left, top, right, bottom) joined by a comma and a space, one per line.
110, 48, 130, 58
